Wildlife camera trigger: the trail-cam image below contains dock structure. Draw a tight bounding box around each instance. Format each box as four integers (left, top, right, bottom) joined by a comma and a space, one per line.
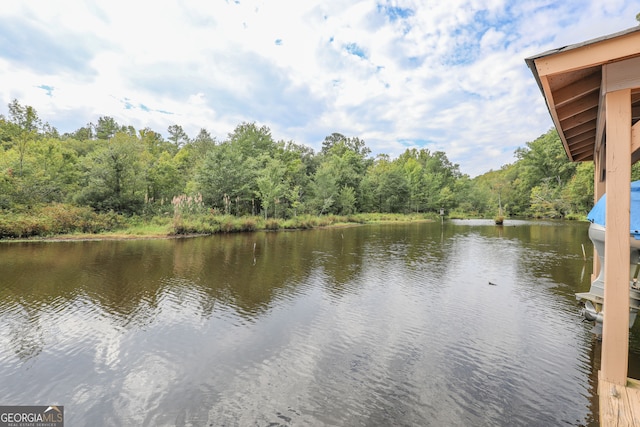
526, 26, 640, 426
599, 374, 640, 425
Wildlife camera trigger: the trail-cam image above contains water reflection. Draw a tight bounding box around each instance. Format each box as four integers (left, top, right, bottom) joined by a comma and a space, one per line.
0, 221, 604, 425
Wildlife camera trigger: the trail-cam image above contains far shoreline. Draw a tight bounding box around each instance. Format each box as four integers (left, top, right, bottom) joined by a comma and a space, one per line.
1, 216, 437, 244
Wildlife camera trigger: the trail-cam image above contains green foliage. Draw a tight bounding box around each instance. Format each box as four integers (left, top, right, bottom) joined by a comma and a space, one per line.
167, 124, 190, 148
75, 133, 146, 214
473, 128, 586, 218
562, 162, 594, 214
0, 100, 612, 239
95, 116, 120, 140
0, 204, 125, 238
256, 156, 286, 219
337, 185, 357, 215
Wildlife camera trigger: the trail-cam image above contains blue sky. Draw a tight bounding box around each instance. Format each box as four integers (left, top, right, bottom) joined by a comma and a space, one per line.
0, 0, 639, 176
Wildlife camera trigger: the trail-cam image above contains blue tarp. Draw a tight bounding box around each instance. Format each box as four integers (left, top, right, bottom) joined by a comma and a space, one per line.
587, 180, 640, 239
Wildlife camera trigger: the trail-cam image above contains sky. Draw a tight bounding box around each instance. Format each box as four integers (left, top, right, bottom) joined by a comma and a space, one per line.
0, 1, 639, 177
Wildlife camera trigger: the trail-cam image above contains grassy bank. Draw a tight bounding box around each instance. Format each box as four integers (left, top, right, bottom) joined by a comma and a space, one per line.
0, 205, 438, 241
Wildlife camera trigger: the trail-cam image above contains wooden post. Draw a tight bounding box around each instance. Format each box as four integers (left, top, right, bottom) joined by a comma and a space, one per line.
593, 146, 605, 281
600, 88, 632, 386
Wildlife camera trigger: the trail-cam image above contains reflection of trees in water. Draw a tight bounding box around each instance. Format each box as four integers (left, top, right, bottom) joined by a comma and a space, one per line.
0, 233, 340, 331
0, 224, 458, 337
0, 223, 504, 340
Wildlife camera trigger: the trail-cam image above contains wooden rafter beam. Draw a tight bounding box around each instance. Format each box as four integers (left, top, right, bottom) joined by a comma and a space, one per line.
564, 121, 596, 139
570, 133, 597, 151
556, 91, 600, 121
574, 151, 594, 162
569, 143, 595, 159
560, 106, 598, 131
554, 72, 602, 107
569, 128, 597, 144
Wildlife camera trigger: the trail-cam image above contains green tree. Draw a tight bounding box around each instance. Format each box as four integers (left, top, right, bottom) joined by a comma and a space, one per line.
562, 162, 594, 214
228, 122, 277, 158
337, 185, 357, 215
310, 161, 338, 215
196, 122, 277, 215
512, 128, 575, 215
75, 132, 146, 213
63, 123, 94, 141
316, 137, 372, 212
95, 116, 121, 140
8, 99, 41, 132
146, 151, 182, 203
25, 138, 80, 204
256, 156, 286, 219
396, 148, 461, 213
403, 157, 425, 212
167, 124, 190, 148
529, 180, 565, 218
196, 142, 258, 215
191, 128, 216, 159
139, 127, 169, 155
360, 155, 409, 213
379, 163, 409, 213
3, 100, 42, 178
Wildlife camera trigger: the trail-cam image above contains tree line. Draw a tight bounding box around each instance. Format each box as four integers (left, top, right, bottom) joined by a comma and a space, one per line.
1, 99, 630, 223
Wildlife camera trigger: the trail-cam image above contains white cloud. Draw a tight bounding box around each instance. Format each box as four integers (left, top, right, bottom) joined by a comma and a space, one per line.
1, 0, 639, 176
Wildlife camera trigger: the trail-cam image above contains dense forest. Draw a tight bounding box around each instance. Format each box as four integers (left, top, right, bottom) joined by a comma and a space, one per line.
2, 99, 638, 238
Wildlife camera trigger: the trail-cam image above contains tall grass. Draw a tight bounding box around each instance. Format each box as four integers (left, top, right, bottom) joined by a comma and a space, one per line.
0, 204, 438, 240
0, 204, 126, 239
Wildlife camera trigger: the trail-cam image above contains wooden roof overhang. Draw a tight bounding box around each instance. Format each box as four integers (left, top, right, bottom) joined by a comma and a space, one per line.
527, 26, 640, 393
525, 26, 640, 175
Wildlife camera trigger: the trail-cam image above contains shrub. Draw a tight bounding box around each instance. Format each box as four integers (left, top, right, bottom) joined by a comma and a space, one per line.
220, 218, 236, 232
0, 204, 128, 238
241, 218, 257, 231
265, 219, 280, 230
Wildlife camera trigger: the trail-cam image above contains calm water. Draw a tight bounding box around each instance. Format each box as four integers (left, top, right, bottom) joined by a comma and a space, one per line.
1, 219, 634, 426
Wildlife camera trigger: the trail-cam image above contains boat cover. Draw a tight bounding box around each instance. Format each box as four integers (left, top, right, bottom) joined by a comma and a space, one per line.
587, 180, 640, 239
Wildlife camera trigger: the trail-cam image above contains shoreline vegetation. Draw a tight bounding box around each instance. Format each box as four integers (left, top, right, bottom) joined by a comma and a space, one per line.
0, 204, 446, 243
2, 100, 606, 242
0, 207, 589, 244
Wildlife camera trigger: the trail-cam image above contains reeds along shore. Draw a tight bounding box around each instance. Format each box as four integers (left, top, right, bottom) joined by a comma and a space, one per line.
0, 205, 439, 240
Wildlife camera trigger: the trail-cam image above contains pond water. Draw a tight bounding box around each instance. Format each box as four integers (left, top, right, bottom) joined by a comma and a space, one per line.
1, 219, 634, 426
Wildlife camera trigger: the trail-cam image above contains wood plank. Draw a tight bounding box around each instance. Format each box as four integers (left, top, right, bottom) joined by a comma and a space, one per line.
573, 151, 594, 162
594, 151, 604, 279
560, 106, 598, 130
601, 88, 631, 386
568, 144, 594, 160
596, 72, 607, 160
569, 129, 597, 146
554, 72, 601, 107
539, 74, 574, 160
565, 121, 596, 139
570, 136, 596, 152
535, 30, 640, 76
605, 57, 640, 93
599, 373, 640, 426
557, 91, 600, 121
